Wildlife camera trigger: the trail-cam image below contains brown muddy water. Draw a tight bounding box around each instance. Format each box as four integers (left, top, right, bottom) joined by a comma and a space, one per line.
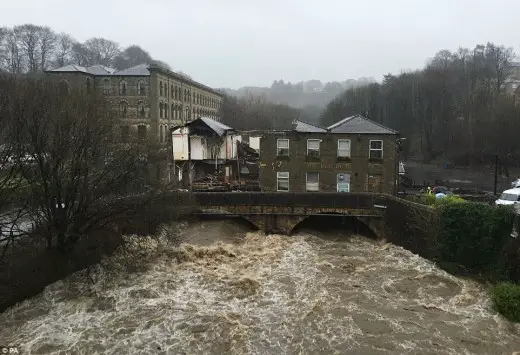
1, 219, 520, 354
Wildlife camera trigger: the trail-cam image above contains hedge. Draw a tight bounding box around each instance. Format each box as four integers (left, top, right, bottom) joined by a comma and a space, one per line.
491, 282, 520, 323
436, 203, 515, 273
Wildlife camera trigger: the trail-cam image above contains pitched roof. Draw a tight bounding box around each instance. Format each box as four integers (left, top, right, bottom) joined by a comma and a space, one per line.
47, 64, 116, 75
88, 65, 116, 75
327, 115, 398, 135
113, 64, 150, 76
191, 117, 233, 136
47, 63, 222, 96
293, 120, 326, 133
48, 64, 89, 73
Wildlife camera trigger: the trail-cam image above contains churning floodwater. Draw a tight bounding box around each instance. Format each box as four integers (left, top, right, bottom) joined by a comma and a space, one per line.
1, 219, 520, 354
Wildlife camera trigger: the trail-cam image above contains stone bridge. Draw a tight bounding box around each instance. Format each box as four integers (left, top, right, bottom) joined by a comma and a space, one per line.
193, 192, 389, 237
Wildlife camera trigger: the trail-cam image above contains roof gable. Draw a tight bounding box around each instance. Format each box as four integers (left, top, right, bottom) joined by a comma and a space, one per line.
293, 120, 326, 133
327, 115, 398, 135
187, 117, 233, 136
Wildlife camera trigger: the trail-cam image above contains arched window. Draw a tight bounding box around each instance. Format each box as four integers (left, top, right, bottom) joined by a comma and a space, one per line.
171, 85, 174, 98
119, 81, 127, 95
103, 79, 111, 95
58, 80, 70, 96
184, 89, 187, 101
159, 102, 163, 118
137, 125, 147, 141
137, 81, 145, 95
138, 101, 146, 118
119, 101, 127, 117
164, 103, 168, 119
175, 87, 178, 100
171, 104, 175, 119
160, 81, 163, 96
160, 125, 164, 143
165, 85, 168, 98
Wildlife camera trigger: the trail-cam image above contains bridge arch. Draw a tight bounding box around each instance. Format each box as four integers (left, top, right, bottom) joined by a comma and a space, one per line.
290, 214, 383, 239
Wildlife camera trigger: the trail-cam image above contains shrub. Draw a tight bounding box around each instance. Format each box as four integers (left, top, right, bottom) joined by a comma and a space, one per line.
492, 282, 520, 322
435, 195, 466, 205
436, 203, 515, 273
418, 193, 466, 206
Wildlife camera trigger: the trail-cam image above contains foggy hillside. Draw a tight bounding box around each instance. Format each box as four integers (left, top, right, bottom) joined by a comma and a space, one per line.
220, 77, 375, 110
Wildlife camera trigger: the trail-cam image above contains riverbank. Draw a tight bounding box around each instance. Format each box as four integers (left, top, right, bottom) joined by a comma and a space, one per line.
0, 191, 199, 312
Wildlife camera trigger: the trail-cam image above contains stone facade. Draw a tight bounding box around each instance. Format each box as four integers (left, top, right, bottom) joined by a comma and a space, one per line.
258, 130, 399, 195
45, 64, 223, 147
45, 64, 224, 184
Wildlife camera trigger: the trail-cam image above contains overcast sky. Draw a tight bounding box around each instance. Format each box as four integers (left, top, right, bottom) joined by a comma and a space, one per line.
2, 0, 519, 88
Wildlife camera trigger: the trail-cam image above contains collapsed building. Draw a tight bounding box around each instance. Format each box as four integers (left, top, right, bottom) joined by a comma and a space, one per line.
171, 117, 260, 191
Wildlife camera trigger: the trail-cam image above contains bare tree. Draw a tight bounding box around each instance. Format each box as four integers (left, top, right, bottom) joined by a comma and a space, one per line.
0, 75, 32, 258
15, 24, 40, 72
71, 42, 90, 66
84, 37, 120, 66
38, 26, 56, 70
0, 27, 7, 71
4, 76, 148, 253
53, 33, 75, 68
150, 60, 172, 71
3, 29, 24, 73
113, 45, 153, 70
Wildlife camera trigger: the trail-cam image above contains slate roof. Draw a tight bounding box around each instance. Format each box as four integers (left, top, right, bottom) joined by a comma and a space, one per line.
293, 120, 326, 133
47, 63, 222, 95
327, 115, 398, 135
48, 64, 116, 75
113, 64, 150, 76
192, 117, 233, 137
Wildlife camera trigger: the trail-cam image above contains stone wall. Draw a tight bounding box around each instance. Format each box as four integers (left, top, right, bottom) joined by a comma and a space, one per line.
382, 195, 437, 258
258, 131, 398, 194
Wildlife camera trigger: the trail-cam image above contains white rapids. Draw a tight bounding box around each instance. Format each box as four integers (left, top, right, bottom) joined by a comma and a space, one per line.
1, 220, 520, 354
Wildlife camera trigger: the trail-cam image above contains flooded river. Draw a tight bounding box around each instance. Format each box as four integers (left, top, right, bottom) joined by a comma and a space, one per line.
1, 219, 520, 354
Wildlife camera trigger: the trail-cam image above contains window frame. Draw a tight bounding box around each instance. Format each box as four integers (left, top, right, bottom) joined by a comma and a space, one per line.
137, 101, 146, 118
119, 80, 127, 95
307, 139, 320, 158
276, 171, 290, 192
103, 79, 111, 95
337, 173, 351, 193
337, 139, 351, 158
369, 140, 383, 160
119, 101, 127, 117
276, 138, 289, 156
137, 125, 147, 141
137, 80, 146, 95
306, 172, 320, 192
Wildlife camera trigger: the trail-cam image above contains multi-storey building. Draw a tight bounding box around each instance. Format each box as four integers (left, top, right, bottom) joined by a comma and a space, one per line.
45, 63, 224, 183
258, 116, 400, 194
